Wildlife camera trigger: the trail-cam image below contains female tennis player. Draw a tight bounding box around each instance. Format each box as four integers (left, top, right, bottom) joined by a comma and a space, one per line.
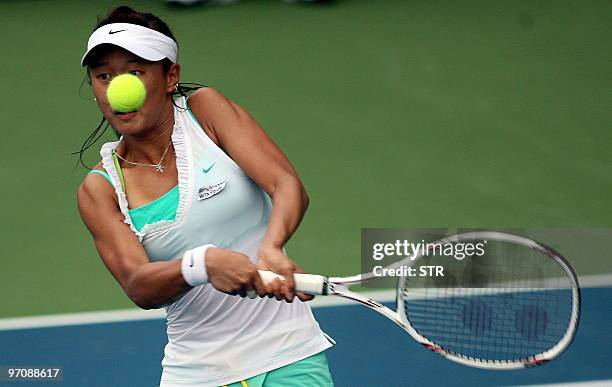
76, 6, 334, 387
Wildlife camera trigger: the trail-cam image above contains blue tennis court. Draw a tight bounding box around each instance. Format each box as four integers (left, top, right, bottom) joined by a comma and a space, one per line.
0, 286, 610, 386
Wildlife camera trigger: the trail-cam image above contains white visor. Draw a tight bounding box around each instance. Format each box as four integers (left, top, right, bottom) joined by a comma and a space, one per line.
81, 23, 178, 66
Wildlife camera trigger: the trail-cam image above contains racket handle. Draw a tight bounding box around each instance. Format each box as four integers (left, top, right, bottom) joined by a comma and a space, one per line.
258, 270, 328, 295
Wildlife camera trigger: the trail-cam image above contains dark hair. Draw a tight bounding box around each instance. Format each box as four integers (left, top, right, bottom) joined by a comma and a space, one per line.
73, 6, 205, 170
97, 6, 177, 43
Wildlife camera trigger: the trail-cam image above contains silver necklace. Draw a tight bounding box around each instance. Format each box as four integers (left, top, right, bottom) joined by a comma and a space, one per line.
114, 141, 173, 173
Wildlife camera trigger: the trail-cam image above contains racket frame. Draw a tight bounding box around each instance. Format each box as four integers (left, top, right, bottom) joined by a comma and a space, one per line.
316, 231, 581, 370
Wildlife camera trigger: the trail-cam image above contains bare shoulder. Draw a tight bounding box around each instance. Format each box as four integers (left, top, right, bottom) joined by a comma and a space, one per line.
188, 87, 234, 111
77, 164, 117, 222
187, 87, 243, 144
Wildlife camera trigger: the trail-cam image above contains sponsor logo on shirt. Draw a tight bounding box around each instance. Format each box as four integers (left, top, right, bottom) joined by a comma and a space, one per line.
197, 180, 227, 201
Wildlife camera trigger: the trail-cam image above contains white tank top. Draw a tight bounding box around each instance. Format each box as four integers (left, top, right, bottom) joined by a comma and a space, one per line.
99, 96, 332, 386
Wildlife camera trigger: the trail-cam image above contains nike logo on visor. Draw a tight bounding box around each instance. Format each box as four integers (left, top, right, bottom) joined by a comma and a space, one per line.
109, 29, 127, 34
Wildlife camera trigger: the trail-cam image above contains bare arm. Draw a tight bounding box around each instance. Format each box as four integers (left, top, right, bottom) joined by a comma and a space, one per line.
77, 173, 265, 309
188, 88, 311, 300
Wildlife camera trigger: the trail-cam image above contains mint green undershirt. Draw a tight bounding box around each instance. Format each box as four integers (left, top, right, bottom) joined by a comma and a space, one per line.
87, 168, 178, 232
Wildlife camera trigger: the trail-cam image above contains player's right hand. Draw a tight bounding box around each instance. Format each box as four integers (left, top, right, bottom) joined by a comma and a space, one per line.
205, 248, 267, 297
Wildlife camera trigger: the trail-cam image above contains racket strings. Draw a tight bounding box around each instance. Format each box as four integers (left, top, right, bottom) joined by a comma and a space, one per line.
401, 241, 575, 362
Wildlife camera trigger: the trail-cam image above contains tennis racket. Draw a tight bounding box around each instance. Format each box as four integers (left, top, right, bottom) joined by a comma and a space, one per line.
258, 231, 580, 369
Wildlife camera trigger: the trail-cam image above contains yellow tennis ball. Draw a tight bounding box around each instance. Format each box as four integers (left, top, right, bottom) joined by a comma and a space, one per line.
106, 73, 147, 113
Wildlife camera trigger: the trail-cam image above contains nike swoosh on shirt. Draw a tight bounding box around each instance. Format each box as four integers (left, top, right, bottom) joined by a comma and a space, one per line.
109, 29, 127, 34
202, 162, 215, 173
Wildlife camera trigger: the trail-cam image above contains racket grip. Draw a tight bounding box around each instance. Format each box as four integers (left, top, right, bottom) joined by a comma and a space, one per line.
258, 270, 328, 295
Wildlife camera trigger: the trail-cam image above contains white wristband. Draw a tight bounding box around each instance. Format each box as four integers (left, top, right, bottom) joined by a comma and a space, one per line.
181, 244, 215, 287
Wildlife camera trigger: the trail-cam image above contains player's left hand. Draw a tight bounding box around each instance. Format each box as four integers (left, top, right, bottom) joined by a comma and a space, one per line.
256, 247, 314, 303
